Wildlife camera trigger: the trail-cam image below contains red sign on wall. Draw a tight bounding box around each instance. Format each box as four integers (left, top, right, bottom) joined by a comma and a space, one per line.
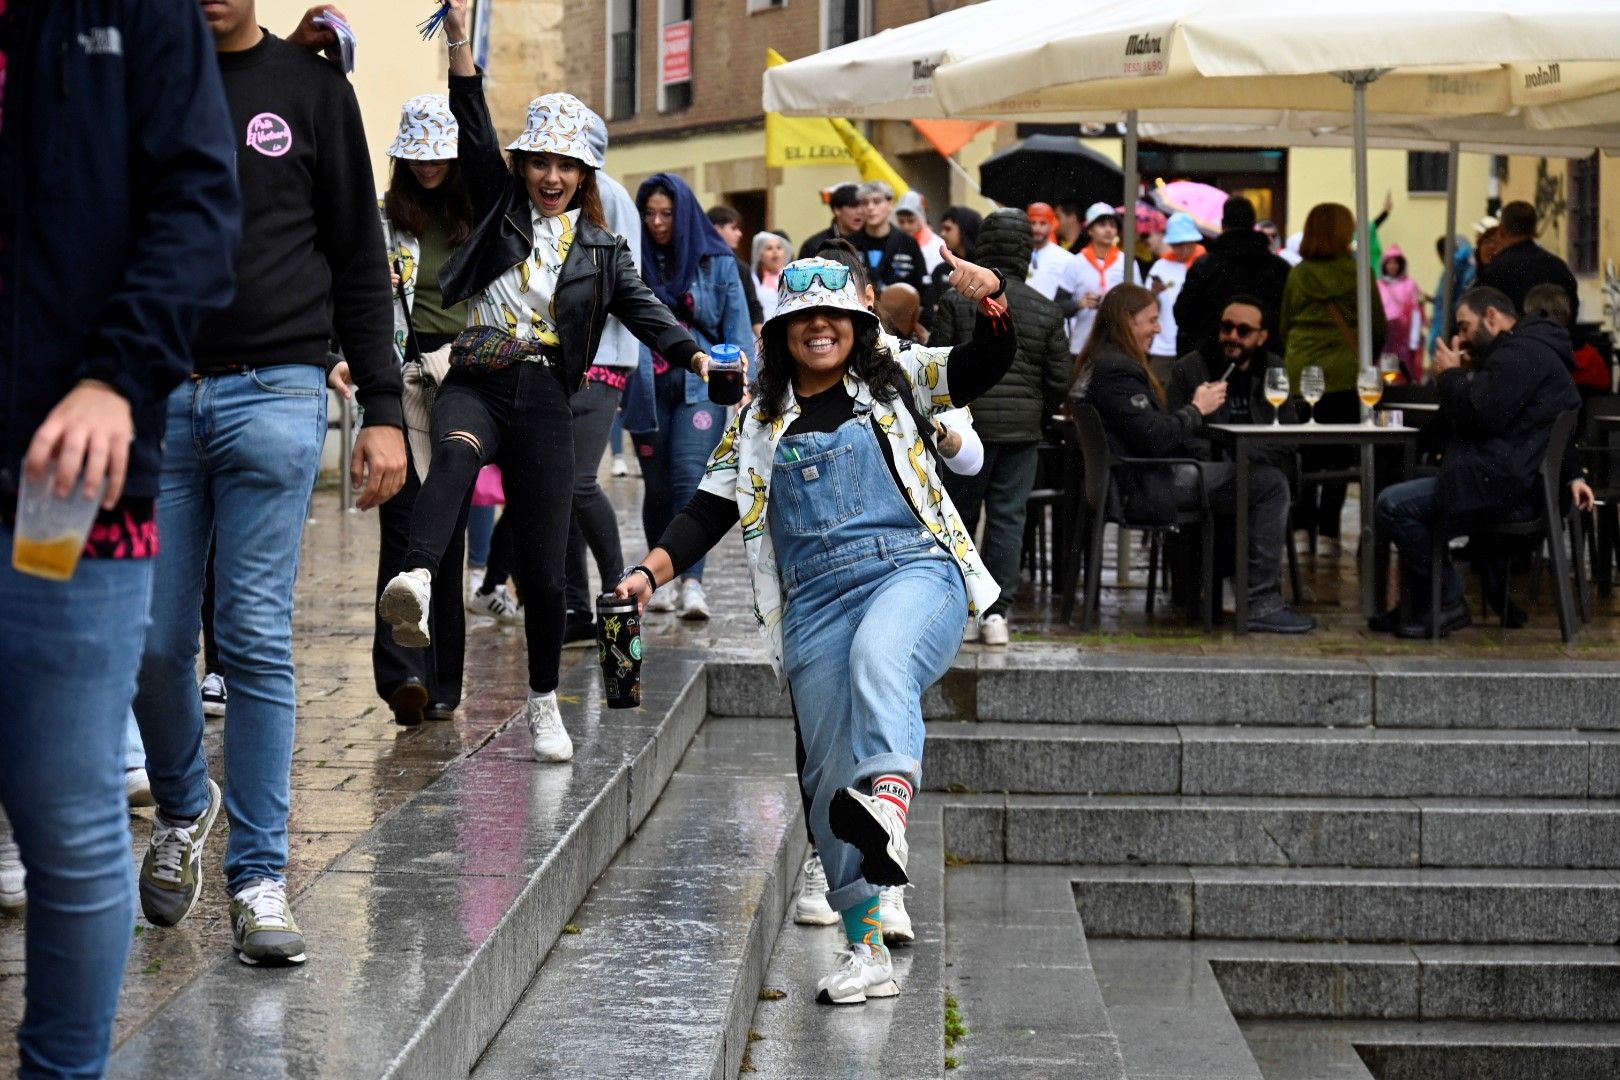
662, 20, 692, 86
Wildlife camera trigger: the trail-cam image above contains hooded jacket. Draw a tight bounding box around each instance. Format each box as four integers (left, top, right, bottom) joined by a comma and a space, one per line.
440, 74, 696, 391
1072, 346, 1204, 526
929, 211, 1069, 444
1434, 317, 1583, 521
1, 0, 240, 503
1427, 238, 1475, 356
1173, 227, 1294, 355
1279, 255, 1387, 394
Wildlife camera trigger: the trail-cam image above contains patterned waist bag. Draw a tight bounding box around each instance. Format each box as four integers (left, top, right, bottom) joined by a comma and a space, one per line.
449, 326, 558, 375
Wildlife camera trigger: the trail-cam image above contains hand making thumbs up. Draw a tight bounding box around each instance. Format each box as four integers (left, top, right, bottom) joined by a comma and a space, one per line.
940, 245, 1001, 303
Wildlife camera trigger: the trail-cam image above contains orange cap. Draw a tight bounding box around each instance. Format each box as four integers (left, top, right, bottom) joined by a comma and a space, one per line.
1026, 202, 1058, 227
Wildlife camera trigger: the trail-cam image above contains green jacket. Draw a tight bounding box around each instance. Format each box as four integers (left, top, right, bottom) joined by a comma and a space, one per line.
1279, 255, 1386, 394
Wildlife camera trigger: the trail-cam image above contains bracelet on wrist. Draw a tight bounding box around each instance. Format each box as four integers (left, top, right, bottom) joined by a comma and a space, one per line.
626, 565, 658, 594
447, 38, 471, 51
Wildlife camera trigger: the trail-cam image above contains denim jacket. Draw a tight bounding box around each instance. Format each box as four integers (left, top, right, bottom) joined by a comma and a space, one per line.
632, 252, 754, 423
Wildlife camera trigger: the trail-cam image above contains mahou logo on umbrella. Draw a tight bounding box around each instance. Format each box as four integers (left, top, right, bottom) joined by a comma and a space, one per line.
1121, 29, 1168, 76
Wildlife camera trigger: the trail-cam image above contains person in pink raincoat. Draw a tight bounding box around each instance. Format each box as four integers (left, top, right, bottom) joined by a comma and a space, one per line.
1378, 246, 1426, 382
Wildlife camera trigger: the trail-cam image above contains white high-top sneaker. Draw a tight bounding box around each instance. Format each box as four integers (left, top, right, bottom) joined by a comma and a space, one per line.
525, 692, 573, 762
794, 852, 838, 926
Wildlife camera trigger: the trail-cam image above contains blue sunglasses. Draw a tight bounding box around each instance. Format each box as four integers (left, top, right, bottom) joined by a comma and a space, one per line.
780, 264, 852, 294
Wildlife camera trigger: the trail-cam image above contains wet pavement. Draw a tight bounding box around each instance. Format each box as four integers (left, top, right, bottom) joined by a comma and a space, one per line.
2, 470, 1617, 1072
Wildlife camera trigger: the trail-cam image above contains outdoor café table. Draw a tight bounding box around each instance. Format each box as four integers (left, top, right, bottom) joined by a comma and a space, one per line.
1375, 401, 1440, 414
1206, 422, 1421, 634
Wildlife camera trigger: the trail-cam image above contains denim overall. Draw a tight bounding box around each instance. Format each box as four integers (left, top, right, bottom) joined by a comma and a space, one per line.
772, 410, 969, 913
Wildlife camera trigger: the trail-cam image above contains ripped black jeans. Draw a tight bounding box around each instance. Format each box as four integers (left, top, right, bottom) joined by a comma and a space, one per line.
405, 361, 575, 693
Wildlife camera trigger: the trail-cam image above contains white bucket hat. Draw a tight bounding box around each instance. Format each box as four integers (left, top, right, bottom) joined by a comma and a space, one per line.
386, 94, 457, 161
765, 258, 880, 332
505, 93, 602, 168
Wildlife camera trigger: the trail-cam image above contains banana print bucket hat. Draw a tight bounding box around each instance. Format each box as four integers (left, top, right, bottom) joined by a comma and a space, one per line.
386, 93, 458, 161
505, 92, 603, 168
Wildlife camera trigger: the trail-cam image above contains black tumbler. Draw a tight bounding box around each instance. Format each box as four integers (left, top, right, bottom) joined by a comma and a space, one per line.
596, 593, 642, 709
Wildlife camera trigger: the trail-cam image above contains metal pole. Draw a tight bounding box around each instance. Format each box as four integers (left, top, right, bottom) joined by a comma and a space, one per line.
339, 392, 355, 513
1351, 74, 1374, 405
1438, 141, 1461, 372
1122, 110, 1139, 286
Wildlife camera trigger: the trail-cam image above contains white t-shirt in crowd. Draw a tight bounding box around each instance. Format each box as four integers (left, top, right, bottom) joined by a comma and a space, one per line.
1058, 245, 1126, 354
1145, 257, 1191, 357
1027, 241, 1075, 301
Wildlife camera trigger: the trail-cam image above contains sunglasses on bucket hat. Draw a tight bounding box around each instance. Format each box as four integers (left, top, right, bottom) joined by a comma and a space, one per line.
780, 264, 853, 295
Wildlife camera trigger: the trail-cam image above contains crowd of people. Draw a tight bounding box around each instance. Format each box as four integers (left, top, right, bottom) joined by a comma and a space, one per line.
0, 0, 1612, 1073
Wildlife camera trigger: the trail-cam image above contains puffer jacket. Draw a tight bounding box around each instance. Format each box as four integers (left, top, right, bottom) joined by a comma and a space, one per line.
929, 210, 1069, 443
1279, 255, 1386, 395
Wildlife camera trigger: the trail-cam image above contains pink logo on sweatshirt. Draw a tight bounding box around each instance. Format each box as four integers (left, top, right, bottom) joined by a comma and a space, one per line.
246, 113, 293, 157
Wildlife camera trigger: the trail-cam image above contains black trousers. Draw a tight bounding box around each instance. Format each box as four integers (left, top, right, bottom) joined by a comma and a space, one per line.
406, 362, 575, 694
375, 438, 467, 706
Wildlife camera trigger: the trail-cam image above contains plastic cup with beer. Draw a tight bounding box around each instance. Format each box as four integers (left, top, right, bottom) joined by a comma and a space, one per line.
12, 470, 102, 581
706, 343, 746, 407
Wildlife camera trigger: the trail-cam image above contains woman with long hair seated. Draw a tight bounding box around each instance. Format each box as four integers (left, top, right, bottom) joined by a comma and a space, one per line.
615, 250, 1015, 1003
1071, 285, 1314, 634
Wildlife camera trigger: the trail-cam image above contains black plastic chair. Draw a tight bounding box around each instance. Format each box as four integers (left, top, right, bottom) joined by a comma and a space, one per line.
1578, 395, 1620, 598
1061, 404, 1216, 632
1429, 409, 1584, 642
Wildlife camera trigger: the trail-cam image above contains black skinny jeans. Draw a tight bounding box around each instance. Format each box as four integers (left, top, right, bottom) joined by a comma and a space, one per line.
406, 361, 575, 694
375, 438, 467, 706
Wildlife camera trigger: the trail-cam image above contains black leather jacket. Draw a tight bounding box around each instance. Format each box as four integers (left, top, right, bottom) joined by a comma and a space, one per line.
440, 74, 697, 388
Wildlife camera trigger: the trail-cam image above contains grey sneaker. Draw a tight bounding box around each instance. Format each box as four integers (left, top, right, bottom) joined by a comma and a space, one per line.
139, 777, 222, 927
230, 878, 306, 966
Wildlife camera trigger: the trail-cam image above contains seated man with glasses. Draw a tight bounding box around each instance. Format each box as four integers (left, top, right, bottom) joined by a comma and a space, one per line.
1169, 296, 1295, 436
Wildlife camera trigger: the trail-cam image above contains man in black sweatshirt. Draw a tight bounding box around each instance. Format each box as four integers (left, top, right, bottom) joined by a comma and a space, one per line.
131, 0, 405, 970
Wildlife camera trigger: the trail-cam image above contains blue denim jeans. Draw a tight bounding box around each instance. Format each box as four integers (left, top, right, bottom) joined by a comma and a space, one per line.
134, 365, 327, 893
631, 368, 726, 581
773, 415, 968, 912
0, 536, 151, 1079
466, 502, 495, 569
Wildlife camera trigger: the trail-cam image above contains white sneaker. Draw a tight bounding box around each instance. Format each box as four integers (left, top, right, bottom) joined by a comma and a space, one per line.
525, 692, 573, 762
794, 853, 838, 926
830, 787, 909, 886
0, 816, 23, 915
200, 672, 227, 718
126, 767, 155, 809
979, 613, 1010, 646
880, 886, 914, 945
962, 617, 980, 644
677, 578, 710, 621
610, 455, 629, 477
816, 942, 899, 1005
379, 568, 433, 647
468, 567, 486, 594
468, 584, 522, 623
646, 584, 677, 613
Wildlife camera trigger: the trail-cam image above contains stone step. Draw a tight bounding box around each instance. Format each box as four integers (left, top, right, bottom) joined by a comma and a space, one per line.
923, 722, 1620, 798
1205, 942, 1620, 1023
944, 866, 1127, 1078
1073, 865, 1620, 944
943, 794, 1620, 869
1243, 1020, 1620, 1080
107, 652, 712, 1080
1088, 938, 1265, 1080
742, 802, 946, 1079
470, 721, 801, 1080
1239, 1020, 1377, 1080
706, 657, 1620, 730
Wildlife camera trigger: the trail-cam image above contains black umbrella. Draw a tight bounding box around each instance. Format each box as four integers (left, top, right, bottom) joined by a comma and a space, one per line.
978, 134, 1123, 210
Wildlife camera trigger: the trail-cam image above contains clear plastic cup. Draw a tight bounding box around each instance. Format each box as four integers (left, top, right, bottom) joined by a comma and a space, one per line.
707, 343, 745, 407
12, 470, 102, 581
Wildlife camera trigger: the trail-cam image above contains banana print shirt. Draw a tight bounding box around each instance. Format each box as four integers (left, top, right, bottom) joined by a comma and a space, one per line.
470, 207, 580, 346
695, 337, 1001, 684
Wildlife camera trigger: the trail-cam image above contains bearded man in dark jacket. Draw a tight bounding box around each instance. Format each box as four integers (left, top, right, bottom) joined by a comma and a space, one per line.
1374, 286, 1595, 638
1173, 196, 1293, 355
930, 209, 1069, 644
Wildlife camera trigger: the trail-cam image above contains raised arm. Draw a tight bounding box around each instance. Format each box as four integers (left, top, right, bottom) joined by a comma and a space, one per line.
443, 0, 506, 216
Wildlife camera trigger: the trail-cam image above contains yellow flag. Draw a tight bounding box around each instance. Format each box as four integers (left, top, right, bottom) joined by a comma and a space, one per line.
765, 49, 853, 168
829, 117, 909, 199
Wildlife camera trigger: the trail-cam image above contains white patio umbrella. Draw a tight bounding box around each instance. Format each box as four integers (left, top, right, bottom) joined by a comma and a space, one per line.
931, 0, 1620, 369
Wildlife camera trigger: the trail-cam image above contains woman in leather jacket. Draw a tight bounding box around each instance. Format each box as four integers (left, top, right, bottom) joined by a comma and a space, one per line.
379, 0, 710, 764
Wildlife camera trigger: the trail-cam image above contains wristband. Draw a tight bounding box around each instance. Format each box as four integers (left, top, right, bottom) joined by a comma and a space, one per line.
447, 38, 470, 51
625, 565, 658, 594
987, 269, 1007, 300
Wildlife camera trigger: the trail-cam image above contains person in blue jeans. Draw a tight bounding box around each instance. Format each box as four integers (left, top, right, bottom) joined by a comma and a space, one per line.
616, 254, 1015, 1004
632, 173, 753, 621
132, 2, 407, 970
0, 0, 240, 1072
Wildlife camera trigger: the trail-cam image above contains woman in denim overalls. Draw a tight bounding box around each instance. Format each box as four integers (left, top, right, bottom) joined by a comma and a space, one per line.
617, 253, 1016, 1004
